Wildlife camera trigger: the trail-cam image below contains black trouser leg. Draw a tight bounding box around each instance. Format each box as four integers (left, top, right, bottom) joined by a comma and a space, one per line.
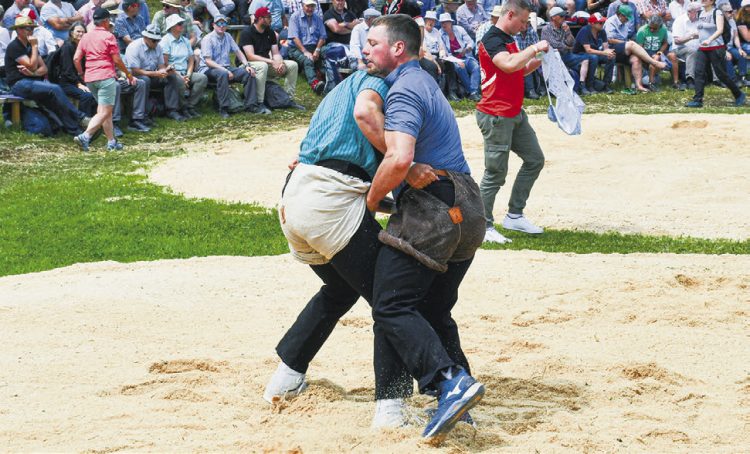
707, 48, 743, 99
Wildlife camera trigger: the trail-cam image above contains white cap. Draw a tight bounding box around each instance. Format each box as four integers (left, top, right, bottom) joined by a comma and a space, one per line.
439, 12, 453, 22
548, 6, 565, 17
425, 10, 438, 20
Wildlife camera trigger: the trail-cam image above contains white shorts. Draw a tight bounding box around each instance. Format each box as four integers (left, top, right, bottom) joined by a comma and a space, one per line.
280, 163, 370, 265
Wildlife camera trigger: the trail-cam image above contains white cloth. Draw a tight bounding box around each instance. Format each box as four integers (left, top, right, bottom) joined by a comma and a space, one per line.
541, 49, 585, 136
349, 21, 368, 60
0, 27, 10, 64
280, 163, 370, 265
669, 0, 687, 26
672, 12, 699, 49
423, 27, 446, 56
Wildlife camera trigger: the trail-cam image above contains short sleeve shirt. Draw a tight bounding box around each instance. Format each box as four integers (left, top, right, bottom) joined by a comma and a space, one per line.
161, 32, 193, 73
298, 71, 389, 178
383, 60, 470, 175
4, 39, 43, 87
738, 17, 750, 44
573, 24, 608, 53
288, 10, 327, 46
114, 14, 147, 54
238, 24, 276, 59
75, 26, 119, 82
636, 24, 668, 52
125, 38, 163, 71
323, 8, 355, 45
199, 30, 241, 71
40, 1, 77, 41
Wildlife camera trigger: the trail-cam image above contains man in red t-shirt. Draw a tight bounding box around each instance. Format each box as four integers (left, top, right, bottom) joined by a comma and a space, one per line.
476, 0, 549, 244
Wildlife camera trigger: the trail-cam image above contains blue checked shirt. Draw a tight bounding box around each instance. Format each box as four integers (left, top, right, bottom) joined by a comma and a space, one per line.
114, 14, 147, 54
288, 10, 327, 47
514, 23, 539, 51
198, 30, 242, 72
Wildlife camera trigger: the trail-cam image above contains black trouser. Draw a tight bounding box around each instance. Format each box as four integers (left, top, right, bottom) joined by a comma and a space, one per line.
692, 47, 743, 102
372, 180, 473, 394
275, 196, 413, 400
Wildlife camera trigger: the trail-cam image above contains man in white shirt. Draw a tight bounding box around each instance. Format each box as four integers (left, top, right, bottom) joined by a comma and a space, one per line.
671, 1, 700, 88
349, 8, 381, 70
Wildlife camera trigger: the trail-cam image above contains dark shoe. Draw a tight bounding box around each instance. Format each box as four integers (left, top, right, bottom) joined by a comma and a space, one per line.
310, 79, 324, 95
648, 83, 660, 92
179, 108, 194, 119
113, 125, 124, 138
735, 92, 747, 107
247, 105, 272, 115
602, 85, 614, 94
673, 82, 686, 91
468, 92, 481, 102
447, 92, 460, 101
218, 109, 231, 119
142, 117, 155, 127
166, 110, 186, 121
685, 100, 703, 108
686, 78, 695, 90
289, 102, 306, 111
580, 86, 593, 96
187, 107, 201, 118
127, 120, 151, 132
525, 90, 540, 99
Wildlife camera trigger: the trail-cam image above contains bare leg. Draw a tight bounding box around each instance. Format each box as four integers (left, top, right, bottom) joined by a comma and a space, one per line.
100, 105, 115, 142
579, 59, 589, 85
630, 55, 647, 91
668, 52, 679, 84
626, 41, 667, 69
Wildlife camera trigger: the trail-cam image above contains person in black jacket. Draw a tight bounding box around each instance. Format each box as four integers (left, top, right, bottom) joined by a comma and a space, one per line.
52, 22, 97, 117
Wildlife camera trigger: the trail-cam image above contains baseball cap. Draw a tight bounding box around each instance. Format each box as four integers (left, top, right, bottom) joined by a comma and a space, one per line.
91, 7, 111, 21
255, 6, 270, 17
213, 14, 228, 23
617, 4, 634, 20
548, 6, 565, 17
588, 12, 606, 23
363, 7, 381, 18
11, 15, 36, 29
490, 5, 502, 16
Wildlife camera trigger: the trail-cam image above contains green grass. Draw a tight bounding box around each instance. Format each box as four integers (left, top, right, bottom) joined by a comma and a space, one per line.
1, 80, 748, 278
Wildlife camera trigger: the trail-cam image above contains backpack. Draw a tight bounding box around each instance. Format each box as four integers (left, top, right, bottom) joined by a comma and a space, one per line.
713, 8, 732, 46
44, 48, 62, 84
264, 80, 294, 109
21, 106, 54, 136
212, 86, 245, 113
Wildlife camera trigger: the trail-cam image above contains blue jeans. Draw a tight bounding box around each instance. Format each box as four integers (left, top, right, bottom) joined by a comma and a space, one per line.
11, 78, 82, 134
561, 52, 590, 71
59, 83, 97, 117
588, 53, 615, 87
453, 55, 480, 95
726, 47, 747, 80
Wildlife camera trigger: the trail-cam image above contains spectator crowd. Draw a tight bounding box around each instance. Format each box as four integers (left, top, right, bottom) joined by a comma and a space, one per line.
1, 0, 748, 147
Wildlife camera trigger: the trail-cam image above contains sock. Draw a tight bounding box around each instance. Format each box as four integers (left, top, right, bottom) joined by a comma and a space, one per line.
108, 139, 117, 146
277, 360, 303, 377
506, 213, 522, 219
440, 366, 461, 381
81, 132, 91, 140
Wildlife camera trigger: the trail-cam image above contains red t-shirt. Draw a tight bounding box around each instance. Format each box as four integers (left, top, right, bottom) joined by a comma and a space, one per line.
476, 26, 525, 118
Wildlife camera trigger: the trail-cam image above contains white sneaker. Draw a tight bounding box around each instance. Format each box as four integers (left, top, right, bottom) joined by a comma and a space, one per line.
484, 226, 512, 244
502, 214, 543, 234
372, 398, 407, 428
263, 361, 308, 403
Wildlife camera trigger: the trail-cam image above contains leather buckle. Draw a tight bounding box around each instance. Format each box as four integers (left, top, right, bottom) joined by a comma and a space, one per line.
448, 206, 463, 224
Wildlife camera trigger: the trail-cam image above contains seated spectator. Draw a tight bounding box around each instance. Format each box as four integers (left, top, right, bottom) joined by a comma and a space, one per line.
514, 12, 546, 99
435, 0, 460, 23
738, 0, 750, 57
40, 0, 82, 44
198, 14, 270, 118
475, 4, 501, 44
5, 15, 86, 135
604, 4, 666, 92
11, 8, 58, 57
574, 12, 616, 93
73, 7, 134, 150
422, 10, 456, 97
321, 0, 359, 92
439, 12, 481, 100
0, 25, 10, 79
238, 7, 303, 108
724, 1, 748, 85
113, 0, 146, 54
287, 0, 327, 94
194, 0, 234, 23
669, 0, 688, 25
637, 0, 672, 26
542, 6, 595, 93
635, 15, 681, 89
607, 0, 640, 34
456, 0, 488, 41
161, 14, 207, 118
286, 0, 322, 19
77, 0, 102, 28
246, 0, 286, 33
349, 7, 380, 70
671, 1, 700, 88
51, 21, 97, 117
152, 0, 197, 48
126, 22, 185, 121
3, 0, 30, 29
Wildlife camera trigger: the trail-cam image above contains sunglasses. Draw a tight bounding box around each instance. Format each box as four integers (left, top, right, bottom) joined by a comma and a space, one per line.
21, 26, 35, 31
215, 21, 227, 26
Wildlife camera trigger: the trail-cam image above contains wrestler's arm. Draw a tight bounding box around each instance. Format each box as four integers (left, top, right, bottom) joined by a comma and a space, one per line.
353, 89, 386, 153
366, 130, 415, 212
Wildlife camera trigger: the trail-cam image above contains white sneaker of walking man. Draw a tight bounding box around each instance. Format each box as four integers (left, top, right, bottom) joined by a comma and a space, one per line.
502, 213, 543, 234
263, 361, 308, 403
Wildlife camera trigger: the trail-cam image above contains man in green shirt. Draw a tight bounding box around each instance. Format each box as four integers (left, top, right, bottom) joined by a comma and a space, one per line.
636, 15, 681, 89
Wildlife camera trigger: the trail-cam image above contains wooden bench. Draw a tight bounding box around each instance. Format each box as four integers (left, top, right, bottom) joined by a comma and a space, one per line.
0, 94, 24, 126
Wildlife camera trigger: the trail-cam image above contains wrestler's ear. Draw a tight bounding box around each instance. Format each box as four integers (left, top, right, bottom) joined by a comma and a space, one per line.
392, 39, 406, 57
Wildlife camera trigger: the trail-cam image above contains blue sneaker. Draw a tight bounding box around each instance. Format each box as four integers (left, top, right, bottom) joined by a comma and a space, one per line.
74, 133, 90, 152
422, 370, 484, 438
735, 92, 746, 107
685, 100, 703, 108
106, 141, 124, 152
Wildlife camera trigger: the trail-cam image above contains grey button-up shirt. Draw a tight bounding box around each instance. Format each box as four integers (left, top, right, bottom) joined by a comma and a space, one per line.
125, 37, 163, 71
198, 30, 242, 72
456, 4, 488, 34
